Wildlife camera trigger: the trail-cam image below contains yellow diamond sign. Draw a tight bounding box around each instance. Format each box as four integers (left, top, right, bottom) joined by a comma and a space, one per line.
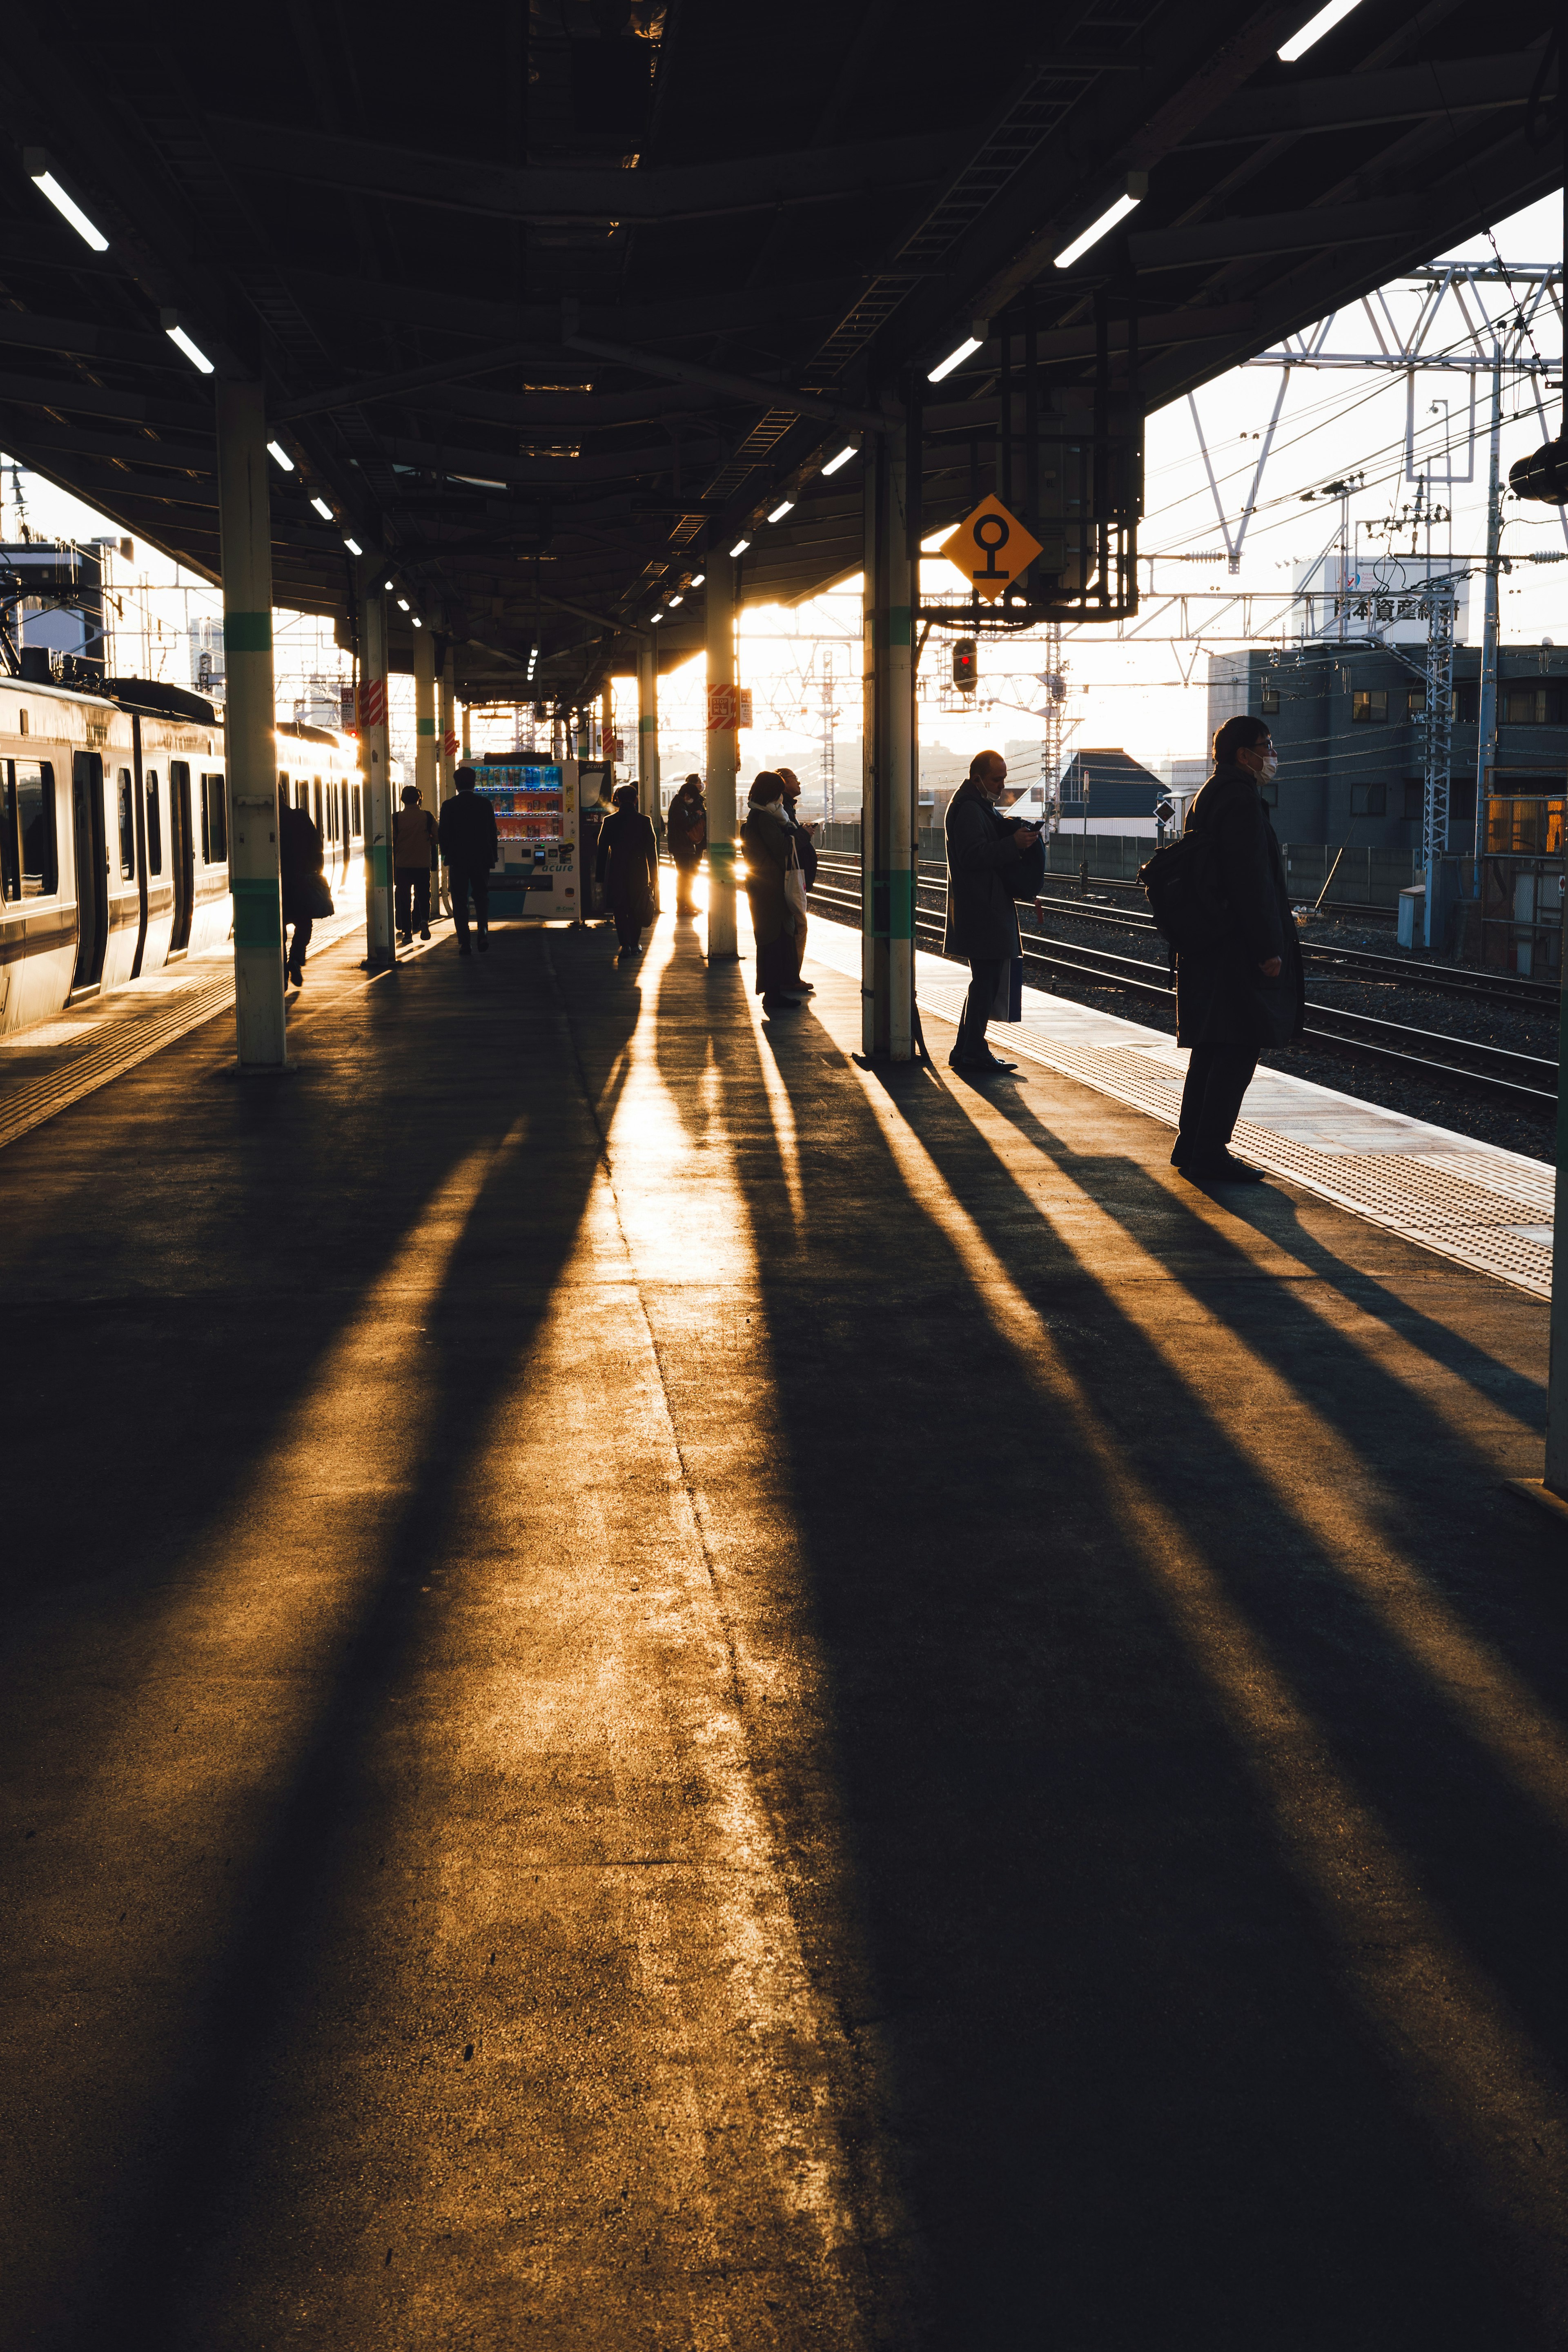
940, 493, 1044, 603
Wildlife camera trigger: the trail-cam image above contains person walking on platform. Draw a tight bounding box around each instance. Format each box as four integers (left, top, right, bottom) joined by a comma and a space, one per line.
943, 749, 1043, 1072
278, 788, 325, 989
394, 785, 437, 946
742, 773, 806, 1011
666, 774, 707, 917
439, 765, 499, 957
776, 766, 819, 996
596, 783, 659, 956
1171, 715, 1304, 1181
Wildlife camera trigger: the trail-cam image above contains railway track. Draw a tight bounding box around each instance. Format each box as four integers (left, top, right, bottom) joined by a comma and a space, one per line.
813, 854, 1561, 1016
804, 868, 1558, 1112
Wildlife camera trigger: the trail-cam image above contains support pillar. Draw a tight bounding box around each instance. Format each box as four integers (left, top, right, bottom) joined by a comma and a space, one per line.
637, 633, 660, 822
862, 415, 915, 1058
359, 573, 395, 969
461, 700, 471, 758
439, 645, 456, 799
602, 682, 615, 780
216, 379, 286, 1068
704, 560, 738, 960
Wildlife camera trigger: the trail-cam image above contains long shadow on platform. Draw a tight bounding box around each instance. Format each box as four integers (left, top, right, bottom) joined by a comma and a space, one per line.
734, 1002, 1568, 2350
0, 933, 644, 2347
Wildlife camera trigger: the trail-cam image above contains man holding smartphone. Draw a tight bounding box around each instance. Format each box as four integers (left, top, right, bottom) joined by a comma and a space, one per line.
943, 749, 1045, 1073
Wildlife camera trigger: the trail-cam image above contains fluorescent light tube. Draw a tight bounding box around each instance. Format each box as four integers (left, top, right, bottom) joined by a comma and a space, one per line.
310, 495, 333, 520
729, 538, 750, 557
166, 324, 215, 374
821, 445, 855, 475
343, 536, 363, 555
1054, 192, 1141, 270
690, 572, 705, 586
667, 594, 684, 606
267, 441, 294, 471
928, 336, 982, 383
396, 598, 410, 611
29, 169, 109, 252
411, 617, 422, 629
1278, 0, 1363, 60
767, 499, 795, 523
650, 612, 663, 624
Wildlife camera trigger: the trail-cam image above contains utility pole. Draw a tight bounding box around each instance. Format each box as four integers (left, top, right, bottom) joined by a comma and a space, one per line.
1420, 577, 1457, 949
1472, 341, 1503, 860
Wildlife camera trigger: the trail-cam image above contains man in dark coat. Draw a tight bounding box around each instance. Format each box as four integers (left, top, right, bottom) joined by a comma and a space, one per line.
438, 766, 499, 957
278, 790, 323, 988
595, 784, 659, 955
943, 749, 1042, 1072
666, 775, 708, 918
777, 766, 819, 996
1173, 714, 1305, 1181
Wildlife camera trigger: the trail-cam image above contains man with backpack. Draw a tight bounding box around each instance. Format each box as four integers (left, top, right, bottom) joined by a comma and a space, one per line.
1148, 715, 1304, 1181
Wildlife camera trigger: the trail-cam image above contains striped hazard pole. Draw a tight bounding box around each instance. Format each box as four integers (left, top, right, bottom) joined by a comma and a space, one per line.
359, 580, 395, 969
215, 379, 286, 1068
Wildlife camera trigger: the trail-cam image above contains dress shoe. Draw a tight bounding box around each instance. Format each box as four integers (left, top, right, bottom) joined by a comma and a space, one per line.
459, 943, 472, 958
419, 926, 431, 941
1183, 1152, 1265, 1184
763, 993, 803, 1010
477, 932, 489, 954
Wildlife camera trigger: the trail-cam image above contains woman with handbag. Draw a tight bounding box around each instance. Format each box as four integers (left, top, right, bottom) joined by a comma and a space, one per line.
595, 784, 659, 956
741, 773, 804, 1011
278, 789, 332, 989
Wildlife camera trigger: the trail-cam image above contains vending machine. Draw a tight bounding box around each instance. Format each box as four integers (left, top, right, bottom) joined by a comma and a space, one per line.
470, 755, 581, 918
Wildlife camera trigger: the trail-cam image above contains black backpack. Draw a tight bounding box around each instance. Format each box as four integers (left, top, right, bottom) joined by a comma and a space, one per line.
1138, 824, 1229, 955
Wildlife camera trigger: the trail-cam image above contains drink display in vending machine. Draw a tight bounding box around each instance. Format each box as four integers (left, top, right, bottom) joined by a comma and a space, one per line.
471, 756, 579, 917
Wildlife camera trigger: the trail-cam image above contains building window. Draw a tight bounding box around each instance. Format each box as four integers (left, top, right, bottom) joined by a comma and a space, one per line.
117, 769, 136, 879
1350, 782, 1387, 816
1402, 779, 1423, 821
1501, 685, 1564, 726
1260, 682, 1280, 715
1454, 684, 1479, 723
1352, 689, 1388, 724
1407, 686, 1427, 719
145, 772, 162, 873
5, 761, 58, 897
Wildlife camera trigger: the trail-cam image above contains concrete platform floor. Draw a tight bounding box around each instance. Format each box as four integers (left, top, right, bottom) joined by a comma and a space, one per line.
3, 908, 1568, 2350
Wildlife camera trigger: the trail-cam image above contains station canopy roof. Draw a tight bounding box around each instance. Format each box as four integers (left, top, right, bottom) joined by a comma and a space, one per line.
0, 0, 1558, 704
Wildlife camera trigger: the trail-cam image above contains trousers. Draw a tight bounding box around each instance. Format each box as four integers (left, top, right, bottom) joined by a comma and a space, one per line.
283, 913, 313, 975
395, 866, 431, 935
1176, 1043, 1259, 1160
954, 956, 1004, 1061
673, 856, 701, 914
448, 866, 490, 941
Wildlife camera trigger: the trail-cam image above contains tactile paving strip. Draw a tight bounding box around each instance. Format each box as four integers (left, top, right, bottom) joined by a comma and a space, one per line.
0, 979, 236, 1152
917, 982, 1554, 1299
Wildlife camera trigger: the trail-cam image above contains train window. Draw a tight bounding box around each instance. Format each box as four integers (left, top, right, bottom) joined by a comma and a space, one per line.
117, 769, 136, 879
0, 766, 16, 900
352, 783, 362, 835
9, 761, 57, 896
145, 772, 162, 873
199, 773, 211, 862
1402, 778, 1424, 821
204, 773, 228, 862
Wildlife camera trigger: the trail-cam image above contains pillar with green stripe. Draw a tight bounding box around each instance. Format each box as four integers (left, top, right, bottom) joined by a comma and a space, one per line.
359, 575, 395, 969
705, 555, 738, 961
216, 380, 286, 1067
637, 632, 661, 829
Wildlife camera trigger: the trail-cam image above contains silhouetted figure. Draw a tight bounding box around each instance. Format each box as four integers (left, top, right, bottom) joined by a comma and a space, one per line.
278, 793, 324, 988
776, 766, 818, 996
742, 773, 804, 1010
666, 774, 707, 917
394, 785, 437, 946
1172, 715, 1304, 1182
942, 749, 1041, 1071
439, 765, 499, 958
596, 783, 659, 955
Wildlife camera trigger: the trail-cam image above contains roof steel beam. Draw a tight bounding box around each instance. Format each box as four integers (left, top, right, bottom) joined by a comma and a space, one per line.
1126, 199, 1425, 271
1186, 51, 1552, 142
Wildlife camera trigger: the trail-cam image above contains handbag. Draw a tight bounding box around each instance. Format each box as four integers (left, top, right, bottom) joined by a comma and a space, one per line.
303, 871, 335, 919
783, 839, 808, 920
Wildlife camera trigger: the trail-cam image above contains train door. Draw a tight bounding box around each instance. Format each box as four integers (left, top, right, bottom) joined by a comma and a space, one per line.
71, 752, 107, 991
169, 760, 194, 952
129, 715, 149, 978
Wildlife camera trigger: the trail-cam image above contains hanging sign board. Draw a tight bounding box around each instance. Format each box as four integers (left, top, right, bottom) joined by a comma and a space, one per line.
706, 685, 755, 731
942, 494, 1044, 604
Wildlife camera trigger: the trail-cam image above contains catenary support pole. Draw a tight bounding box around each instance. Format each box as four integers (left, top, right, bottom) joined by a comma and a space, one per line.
1544, 181, 1568, 1498
637, 633, 660, 821
359, 572, 395, 969
215, 379, 286, 1068
862, 414, 915, 1057
705, 560, 738, 960
1472, 342, 1503, 861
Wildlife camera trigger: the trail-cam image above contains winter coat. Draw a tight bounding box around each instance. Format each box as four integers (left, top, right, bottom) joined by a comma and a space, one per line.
781, 800, 818, 887
596, 808, 659, 914
742, 801, 798, 949
1174, 763, 1305, 1049
278, 804, 323, 923
666, 792, 707, 865
943, 780, 1040, 959
438, 788, 499, 871
393, 804, 437, 869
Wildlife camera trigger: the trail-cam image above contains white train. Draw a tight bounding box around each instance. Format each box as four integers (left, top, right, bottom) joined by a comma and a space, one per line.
0, 675, 364, 1038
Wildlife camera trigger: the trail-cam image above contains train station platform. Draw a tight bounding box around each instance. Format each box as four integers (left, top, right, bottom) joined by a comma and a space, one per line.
4, 906, 1568, 2350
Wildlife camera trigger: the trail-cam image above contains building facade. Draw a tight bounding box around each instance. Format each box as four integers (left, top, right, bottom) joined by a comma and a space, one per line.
1207, 644, 1568, 849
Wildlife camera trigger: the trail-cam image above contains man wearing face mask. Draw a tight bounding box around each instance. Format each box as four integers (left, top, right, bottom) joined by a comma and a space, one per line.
1171, 714, 1304, 1180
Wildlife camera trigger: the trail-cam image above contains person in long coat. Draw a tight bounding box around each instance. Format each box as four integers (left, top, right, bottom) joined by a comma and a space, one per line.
942, 748, 1042, 1071
742, 773, 803, 1009
1172, 713, 1305, 1180
278, 791, 324, 988
776, 766, 819, 996
666, 775, 707, 917
595, 783, 659, 955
